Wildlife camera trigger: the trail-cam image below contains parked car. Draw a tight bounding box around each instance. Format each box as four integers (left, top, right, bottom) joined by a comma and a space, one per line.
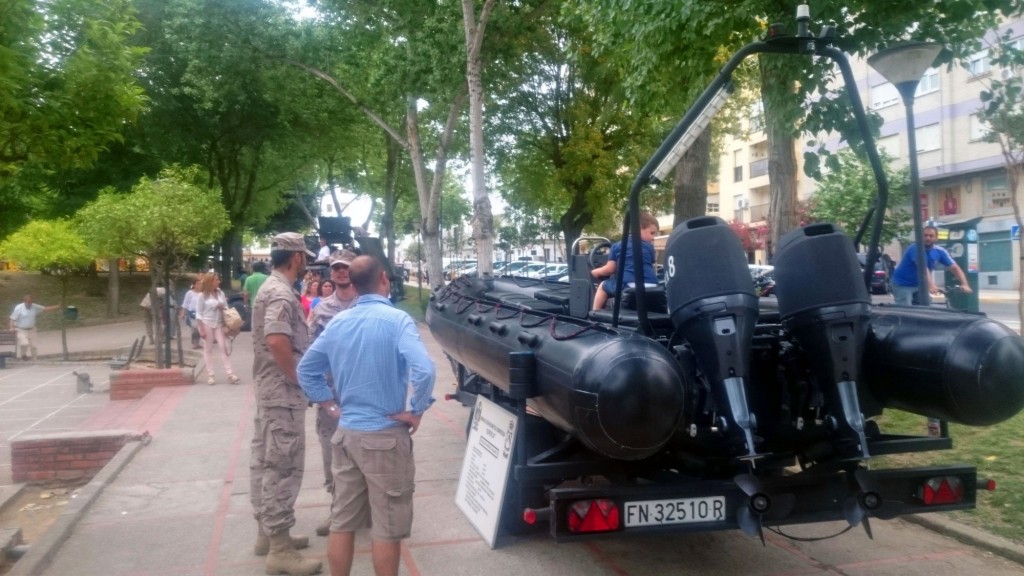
475, 261, 509, 277
753, 269, 776, 297
857, 253, 893, 294
537, 263, 569, 280
499, 261, 533, 276
748, 264, 774, 280
450, 262, 479, 280
521, 263, 551, 278
444, 260, 477, 281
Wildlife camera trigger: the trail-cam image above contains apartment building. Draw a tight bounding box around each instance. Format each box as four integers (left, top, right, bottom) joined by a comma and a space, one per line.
717, 19, 1023, 288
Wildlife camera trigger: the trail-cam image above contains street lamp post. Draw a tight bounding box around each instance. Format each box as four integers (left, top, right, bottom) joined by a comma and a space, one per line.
868, 42, 943, 306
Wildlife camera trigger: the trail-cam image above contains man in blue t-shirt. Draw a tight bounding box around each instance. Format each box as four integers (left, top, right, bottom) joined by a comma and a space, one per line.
892, 226, 972, 305
591, 211, 660, 310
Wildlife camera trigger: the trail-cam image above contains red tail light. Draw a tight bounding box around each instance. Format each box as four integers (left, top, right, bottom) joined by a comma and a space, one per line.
523, 508, 537, 525
567, 499, 620, 533
874, 270, 885, 277
918, 476, 965, 505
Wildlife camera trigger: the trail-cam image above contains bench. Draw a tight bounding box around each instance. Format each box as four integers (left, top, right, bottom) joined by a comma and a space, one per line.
534, 288, 571, 308
109, 338, 144, 370
0, 330, 16, 368
589, 309, 675, 331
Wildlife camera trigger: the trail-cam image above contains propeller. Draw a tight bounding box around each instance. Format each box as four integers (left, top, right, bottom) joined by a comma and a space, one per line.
843, 468, 889, 538
735, 473, 796, 545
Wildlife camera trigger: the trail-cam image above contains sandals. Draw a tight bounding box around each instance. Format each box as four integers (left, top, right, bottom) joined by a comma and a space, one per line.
228, 374, 241, 385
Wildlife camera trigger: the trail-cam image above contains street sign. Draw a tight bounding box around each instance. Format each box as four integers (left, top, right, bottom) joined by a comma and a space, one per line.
1012, 225, 1020, 241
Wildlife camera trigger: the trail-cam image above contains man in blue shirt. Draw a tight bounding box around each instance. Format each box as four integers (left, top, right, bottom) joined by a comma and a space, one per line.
298, 255, 435, 576
892, 226, 972, 306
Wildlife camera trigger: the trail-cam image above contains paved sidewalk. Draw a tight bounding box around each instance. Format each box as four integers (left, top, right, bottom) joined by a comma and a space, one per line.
6, 322, 489, 576
979, 289, 1020, 302
1, 319, 1023, 575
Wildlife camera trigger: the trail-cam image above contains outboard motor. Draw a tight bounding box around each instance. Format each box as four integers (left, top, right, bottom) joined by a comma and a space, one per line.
664, 216, 762, 462
774, 224, 872, 458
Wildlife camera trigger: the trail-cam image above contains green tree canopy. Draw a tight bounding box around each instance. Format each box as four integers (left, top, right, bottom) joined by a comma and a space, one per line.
0, 219, 96, 359
978, 26, 1024, 323
76, 166, 230, 266
76, 165, 230, 367
803, 150, 911, 249
0, 220, 94, 274
0, 0, 147, 236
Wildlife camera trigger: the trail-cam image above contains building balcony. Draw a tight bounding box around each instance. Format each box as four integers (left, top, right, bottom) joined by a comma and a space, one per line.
750, 158, 769, 178
750, 202, 770, 222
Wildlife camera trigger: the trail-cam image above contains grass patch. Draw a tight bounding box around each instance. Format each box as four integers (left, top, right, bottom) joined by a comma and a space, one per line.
395, 285, 430, 323
873, 409, 1024, 543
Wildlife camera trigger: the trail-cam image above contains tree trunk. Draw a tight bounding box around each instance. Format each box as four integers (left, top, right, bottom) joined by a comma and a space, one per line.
326, 158, 343, 215
673, 129, 712, 227
559, 184, 593, 261
162, 264, 173, 369
463, 0, 497, 276
286, 60, 466, 292
1010, 164, 1023, 326
147, 278, 165, 369
407, 91, 467, 290
107, 258, 120, 318
406, 101, 442, 290
382, 134, 400, 264
760, 56, 800, 249
219, 228, 243, 292
60, 276, 69, 361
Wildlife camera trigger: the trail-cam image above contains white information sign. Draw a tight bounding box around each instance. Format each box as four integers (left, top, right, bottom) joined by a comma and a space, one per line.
455, 396, 519, 549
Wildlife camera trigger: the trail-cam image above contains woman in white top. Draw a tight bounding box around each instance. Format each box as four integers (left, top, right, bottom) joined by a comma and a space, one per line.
195, 271, 239, 385
179, 274, 203, 350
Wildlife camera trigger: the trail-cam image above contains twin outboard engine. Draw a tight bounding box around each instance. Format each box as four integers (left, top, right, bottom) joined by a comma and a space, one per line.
774, 224, 872, 457
663, 216, 762, 461
663, 218, 873, 460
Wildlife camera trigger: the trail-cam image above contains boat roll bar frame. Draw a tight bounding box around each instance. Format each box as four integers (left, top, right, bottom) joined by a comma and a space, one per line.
614, 4, 890, 336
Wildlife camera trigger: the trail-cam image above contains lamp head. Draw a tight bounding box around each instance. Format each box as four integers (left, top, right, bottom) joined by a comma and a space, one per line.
868, 42, 943, 97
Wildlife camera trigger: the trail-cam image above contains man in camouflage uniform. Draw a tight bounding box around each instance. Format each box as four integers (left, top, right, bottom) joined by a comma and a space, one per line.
307, 249, 359, 537
249, 232, 322, 576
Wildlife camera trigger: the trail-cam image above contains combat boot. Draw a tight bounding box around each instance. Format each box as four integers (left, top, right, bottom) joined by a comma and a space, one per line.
315, 514, 330, 537
254, 526, 310, 556
265, 532, 322, 576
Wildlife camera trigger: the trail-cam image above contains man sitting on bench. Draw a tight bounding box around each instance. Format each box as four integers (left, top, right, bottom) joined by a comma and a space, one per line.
591, 212, 659, 310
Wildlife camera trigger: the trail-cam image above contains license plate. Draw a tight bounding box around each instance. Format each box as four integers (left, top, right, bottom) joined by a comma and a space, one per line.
624, 496, 726, 527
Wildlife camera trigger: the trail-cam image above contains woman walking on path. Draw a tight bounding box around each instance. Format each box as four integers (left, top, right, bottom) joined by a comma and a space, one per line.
195, 271, 240, 385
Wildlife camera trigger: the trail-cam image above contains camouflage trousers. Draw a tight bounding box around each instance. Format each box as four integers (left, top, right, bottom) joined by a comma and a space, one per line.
315, 404, 335, 493
249, 406, 306, 535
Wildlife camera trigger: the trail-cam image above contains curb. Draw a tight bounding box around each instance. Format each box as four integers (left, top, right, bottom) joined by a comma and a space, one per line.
5, 349, 200, 374
0, 484, 27, 514
5, 439, 147, 576
904, 514, 1024, 566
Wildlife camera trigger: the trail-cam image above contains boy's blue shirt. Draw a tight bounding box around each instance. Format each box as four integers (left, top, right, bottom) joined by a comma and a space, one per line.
609, 238, 657, 285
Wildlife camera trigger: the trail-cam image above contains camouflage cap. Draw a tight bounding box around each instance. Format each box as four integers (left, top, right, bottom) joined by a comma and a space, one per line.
271, 232, 316, 257
330, 249, 358, 268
